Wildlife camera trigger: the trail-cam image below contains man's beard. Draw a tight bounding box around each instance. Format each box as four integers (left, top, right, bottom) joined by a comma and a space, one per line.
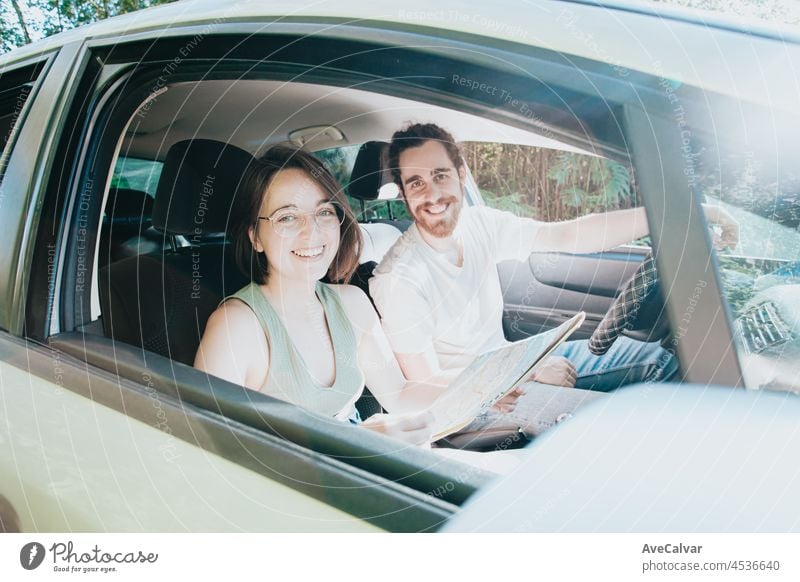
413, 195, 462, 238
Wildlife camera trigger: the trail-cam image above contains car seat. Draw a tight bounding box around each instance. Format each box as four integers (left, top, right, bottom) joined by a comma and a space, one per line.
98, 139, 252, 365
348, 140, 411, 232
97, 188, 162, 265
346, 141, 407, 306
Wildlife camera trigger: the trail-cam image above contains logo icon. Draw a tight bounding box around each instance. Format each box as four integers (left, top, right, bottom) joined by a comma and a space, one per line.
20, 542, 46, 570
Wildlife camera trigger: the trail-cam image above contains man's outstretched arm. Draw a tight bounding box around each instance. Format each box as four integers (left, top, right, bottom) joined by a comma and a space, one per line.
532, 204, 738, 254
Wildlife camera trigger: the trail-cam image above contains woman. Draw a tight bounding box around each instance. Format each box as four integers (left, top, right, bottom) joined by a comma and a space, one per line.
194, 145, 439, 445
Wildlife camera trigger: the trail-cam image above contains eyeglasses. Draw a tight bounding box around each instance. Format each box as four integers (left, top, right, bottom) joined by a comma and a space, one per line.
257, 203, 343, 237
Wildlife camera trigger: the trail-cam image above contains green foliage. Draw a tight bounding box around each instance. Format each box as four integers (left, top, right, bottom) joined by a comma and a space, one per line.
548, 153, 633, 213
559, 187, 584, 209
481, 188, 538, 216
110, 156, 162, 196
716, 256, 760, 317
2, 0, 176, 55
463, 142, 637, 222
314, 145, 357, 192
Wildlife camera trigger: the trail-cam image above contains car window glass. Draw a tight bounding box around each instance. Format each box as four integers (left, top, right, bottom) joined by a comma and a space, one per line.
694, 128, 800, 392
0, 62, 44, 182
315, 145, 410, 222
110, 156, 163, 197
466, 142, 645, 243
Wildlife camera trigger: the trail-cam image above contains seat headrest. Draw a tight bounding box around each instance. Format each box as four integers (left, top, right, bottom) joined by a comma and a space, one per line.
106, 188, 154, 227
348, 141, 396, 201
152, 139, 256, 236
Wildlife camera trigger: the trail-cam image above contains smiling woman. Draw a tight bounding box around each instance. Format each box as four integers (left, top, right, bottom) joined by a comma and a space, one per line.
193, 145, 436, 444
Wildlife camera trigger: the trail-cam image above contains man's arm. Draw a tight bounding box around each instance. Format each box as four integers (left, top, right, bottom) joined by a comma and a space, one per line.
368, 273, 465, 413
531, 204, 738, 254
533, 207, 649, 254
337, 284, 456, 414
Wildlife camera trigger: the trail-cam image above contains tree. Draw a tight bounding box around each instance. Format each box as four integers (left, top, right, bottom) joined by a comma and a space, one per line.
548, 153, 634, 216
462, 142, 637, 222
651, 0, 799, 26
1, 0, 175, 55
9, 0, 31, 44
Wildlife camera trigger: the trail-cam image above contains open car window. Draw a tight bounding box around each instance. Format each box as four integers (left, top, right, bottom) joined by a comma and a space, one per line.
315, 144, 407, 223
466, 142, 639, 219
110, 156, 163, 197
0, 59, 47, 184
18, 20, 714, 532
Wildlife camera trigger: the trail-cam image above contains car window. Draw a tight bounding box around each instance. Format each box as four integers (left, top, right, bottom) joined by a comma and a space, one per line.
694, 130, 800, 392
315, 145, 410, 222
29, 26, 686, 518
110, 156, 163, 197
466, 142, 646, 244
0, 61, 45, 182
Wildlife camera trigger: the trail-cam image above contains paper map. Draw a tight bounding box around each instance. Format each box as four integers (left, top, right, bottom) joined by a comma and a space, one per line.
430, 311, 586, 439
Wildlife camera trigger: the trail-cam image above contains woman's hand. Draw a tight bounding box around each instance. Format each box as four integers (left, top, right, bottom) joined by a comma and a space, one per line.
530, 356, 576, 387
491, 386, 525, 413
360, 411, 434, 446
702, 203, 739, 251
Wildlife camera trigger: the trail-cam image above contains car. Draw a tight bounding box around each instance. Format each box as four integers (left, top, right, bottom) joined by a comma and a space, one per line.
1, 0, 799, 533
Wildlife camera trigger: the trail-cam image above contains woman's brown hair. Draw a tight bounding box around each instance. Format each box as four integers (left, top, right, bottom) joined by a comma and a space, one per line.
231, 145, 362, 284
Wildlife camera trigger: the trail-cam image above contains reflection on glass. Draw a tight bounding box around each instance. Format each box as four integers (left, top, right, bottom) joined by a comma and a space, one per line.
697, 136, 800, 392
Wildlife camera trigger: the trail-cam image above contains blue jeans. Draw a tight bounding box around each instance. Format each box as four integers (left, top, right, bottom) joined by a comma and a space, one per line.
551, 336, 678, 391
446, 337, 677, 448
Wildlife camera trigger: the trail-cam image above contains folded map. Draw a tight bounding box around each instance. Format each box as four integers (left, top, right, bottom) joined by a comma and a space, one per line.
430, 311, 586, 440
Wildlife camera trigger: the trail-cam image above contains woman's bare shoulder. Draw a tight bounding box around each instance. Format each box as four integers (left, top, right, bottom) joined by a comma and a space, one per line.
196, 299, 269, 388
202, 299, 269, 362
206, 298, 262, 334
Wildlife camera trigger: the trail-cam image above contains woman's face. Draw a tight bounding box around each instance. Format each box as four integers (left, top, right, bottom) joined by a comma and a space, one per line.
249, 168, 341, 285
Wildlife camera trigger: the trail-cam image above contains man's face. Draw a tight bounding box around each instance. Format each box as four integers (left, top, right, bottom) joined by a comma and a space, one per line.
397, 140, 465, 238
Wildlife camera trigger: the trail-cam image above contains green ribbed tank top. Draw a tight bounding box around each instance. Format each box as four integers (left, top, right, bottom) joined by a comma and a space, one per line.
224, 282, 365, 419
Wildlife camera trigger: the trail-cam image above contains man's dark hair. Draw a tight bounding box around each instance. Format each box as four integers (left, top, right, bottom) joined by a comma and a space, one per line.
388, 123, 464, 192
230, 145, 362, 284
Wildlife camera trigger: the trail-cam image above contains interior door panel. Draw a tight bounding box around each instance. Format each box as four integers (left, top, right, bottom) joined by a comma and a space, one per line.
500, 248, 650, 341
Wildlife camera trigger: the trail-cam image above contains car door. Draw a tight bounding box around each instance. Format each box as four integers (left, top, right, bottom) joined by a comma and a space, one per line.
500, 247, 649, 340
0, 42, 391, 533
2, 32, 477, 533
455, 140, 652, 341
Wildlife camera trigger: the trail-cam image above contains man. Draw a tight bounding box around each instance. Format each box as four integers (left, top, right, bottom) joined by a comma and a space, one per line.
369, 123, 737, 445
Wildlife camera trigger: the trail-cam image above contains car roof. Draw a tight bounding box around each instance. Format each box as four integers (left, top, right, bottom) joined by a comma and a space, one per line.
2, 0, 798, 112
122, 79, 595, 160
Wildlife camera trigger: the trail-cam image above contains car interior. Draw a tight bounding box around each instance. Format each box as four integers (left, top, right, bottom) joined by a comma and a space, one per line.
88, 78, 673, 424
25, 36, 714, 525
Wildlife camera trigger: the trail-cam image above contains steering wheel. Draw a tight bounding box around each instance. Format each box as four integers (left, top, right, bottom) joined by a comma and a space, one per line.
588, 253, 662, 356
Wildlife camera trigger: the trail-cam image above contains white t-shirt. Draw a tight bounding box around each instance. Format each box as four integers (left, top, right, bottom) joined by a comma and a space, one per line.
369, 205, 542, 375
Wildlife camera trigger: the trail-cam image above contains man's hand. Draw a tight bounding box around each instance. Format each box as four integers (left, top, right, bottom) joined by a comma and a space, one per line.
360, 411, 434, 446
530, 355, 576, 387
491, 386, 525, 413
702, 203, 739, 251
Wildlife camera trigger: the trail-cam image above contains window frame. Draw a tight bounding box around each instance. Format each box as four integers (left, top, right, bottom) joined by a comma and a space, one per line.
0, 45, 76, 334
0, 55, 50, 181
26, 30, 528, 526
